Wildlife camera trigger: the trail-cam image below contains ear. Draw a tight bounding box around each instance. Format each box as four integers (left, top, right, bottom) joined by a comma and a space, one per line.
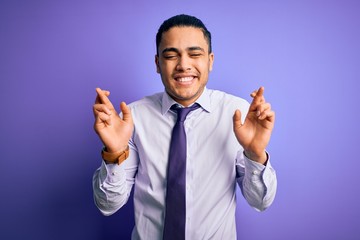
208, 52, 214, 72
155, 55, 160, 73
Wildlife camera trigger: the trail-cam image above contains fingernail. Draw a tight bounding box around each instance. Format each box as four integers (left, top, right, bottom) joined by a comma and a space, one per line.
256, 110, 260, 116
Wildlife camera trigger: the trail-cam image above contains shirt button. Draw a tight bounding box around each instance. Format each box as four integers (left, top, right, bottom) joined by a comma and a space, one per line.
252, 170, 258, 175
111, 172, 117, 176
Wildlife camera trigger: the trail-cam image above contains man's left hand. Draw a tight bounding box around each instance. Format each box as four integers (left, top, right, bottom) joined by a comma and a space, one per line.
233, 87, 275, 165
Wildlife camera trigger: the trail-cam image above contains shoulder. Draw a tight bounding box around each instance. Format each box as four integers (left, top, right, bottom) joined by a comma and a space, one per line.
124, 92, 165, 123
207, 89, 249, 109
128, 92, 162, 111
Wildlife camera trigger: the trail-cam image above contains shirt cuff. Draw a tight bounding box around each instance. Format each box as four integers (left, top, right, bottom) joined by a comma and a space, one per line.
99, 160, 126, 184
239, 151, 273, 181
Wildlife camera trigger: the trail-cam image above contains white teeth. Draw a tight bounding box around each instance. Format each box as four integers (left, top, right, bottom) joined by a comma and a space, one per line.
177, 77, 194, 82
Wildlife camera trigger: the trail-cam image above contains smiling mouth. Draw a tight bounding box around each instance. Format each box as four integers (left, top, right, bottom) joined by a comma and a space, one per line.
175, 76, 195, 82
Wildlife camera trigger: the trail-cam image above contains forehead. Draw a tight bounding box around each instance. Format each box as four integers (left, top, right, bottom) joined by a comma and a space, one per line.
159, 27, 208, 51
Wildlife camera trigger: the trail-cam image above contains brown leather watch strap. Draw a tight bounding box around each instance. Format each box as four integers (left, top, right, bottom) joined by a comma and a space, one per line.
101, 146, 130, 165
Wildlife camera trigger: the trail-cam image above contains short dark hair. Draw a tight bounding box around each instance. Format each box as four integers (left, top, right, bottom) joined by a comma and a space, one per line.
156, 14, 212, 55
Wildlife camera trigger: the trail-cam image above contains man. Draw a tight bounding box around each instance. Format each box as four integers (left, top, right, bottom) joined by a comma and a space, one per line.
93, 14, 277, 239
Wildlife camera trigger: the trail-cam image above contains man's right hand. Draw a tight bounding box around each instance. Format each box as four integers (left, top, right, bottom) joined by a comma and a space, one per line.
93, 88, 134, 153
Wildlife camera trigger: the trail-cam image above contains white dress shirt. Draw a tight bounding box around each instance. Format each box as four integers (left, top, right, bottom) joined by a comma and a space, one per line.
93, 88, 277, 240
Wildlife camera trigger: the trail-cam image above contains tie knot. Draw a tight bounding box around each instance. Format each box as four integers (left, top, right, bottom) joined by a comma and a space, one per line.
172, 103, 200, 122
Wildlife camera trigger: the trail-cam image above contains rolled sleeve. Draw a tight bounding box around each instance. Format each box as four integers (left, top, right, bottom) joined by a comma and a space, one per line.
101, 161, 126, 184
236, 151, 277, 211
93, 160, 131, 216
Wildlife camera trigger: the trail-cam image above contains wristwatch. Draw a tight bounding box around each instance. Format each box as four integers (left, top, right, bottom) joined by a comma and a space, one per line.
101, 146, 130, 165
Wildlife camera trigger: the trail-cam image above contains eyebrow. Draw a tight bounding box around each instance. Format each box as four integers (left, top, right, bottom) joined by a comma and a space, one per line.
188, 46, 205, 52
162, 47, 179, 54
161, 46, 205, 54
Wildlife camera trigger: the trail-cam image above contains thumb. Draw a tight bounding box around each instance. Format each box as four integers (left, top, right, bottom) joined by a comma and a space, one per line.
120, 102, 133, 123
233, 109, 243, 130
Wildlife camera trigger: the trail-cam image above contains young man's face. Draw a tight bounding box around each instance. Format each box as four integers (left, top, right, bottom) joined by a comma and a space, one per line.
155, 26, 214, 106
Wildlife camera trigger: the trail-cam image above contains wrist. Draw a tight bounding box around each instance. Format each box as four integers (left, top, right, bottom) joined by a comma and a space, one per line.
102, 145, 130, 165
106, 145, 128, 154
244, 150, 267, 165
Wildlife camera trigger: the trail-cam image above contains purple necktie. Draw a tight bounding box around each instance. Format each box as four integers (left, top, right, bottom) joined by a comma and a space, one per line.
163, 104, 200, 240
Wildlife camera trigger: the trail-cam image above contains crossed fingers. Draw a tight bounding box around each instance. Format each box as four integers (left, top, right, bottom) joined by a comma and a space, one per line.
250, 87, 275, 122
93, 88, 115, 126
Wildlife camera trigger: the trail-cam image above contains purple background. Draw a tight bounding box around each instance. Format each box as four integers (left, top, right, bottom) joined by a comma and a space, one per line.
1, 0, 359, 239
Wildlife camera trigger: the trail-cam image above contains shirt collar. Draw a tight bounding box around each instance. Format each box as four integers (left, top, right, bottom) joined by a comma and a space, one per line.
161, 87, 211, 115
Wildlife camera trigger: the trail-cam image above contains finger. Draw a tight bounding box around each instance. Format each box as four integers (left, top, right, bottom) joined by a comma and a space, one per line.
95, 88, 113, 108
249, 86, 265, 111
95, 90, 110, 104
255, 102, 271, 117
233, 109, 243, 129
120, 102, 133, 123
254, 86, 265, 102
96, 112, 112, 126
95, 88, 103, 104
93, 103, 112, 116
258, 109, 275, 121
250, 90, 258, 98
250, 86, 264, 98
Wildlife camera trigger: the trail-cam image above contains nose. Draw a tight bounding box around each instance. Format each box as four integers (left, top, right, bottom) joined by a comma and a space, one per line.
176, 56, 192, 71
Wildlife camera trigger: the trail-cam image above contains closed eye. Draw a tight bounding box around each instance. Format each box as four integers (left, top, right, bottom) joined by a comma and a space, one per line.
190, 53, 202, 57
164, 55, 177, 60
